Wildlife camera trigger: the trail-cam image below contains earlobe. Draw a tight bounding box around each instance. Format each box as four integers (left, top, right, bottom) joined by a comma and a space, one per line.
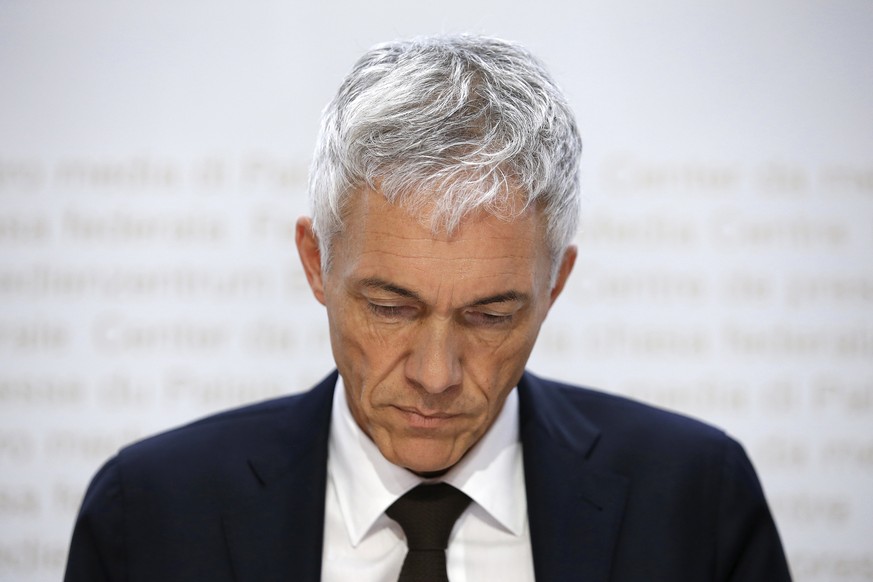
295, 217, 327, 305
549, 245, 577, 305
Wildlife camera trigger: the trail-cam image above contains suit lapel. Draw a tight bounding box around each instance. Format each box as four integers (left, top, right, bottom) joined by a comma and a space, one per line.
222, 372, 337, 582
218, 371, 628, 581
519, 373, 629, 582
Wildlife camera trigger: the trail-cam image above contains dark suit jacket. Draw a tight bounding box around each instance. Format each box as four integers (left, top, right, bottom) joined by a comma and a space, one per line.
64, 371, 792, 581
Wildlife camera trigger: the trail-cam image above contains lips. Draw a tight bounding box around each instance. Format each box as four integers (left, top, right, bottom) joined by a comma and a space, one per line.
397, 405, 455, 418
394, 405, 459, 428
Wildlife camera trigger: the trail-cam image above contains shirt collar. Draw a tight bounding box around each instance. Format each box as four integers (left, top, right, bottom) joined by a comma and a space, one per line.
328, 375, 526, 546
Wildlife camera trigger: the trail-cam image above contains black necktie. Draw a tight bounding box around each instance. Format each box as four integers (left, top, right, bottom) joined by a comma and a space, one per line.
386, 483, 472, 582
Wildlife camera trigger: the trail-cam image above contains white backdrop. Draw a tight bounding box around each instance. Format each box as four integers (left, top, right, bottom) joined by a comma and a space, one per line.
1, 1, 872, 580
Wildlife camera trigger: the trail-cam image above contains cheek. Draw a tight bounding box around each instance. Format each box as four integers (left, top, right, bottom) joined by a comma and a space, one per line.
464, 325, 542, 394
328, 304, 412, 392
333, 297, 405, 348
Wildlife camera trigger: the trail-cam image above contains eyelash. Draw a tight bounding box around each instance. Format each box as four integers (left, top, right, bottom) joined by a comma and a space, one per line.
465, 311, 513, 326
367, 302, 513, 327
367, 303, 414, 319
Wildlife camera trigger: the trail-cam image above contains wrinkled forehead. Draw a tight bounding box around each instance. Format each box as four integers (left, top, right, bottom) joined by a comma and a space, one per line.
334, 194, 551, 309
338, 185, 544, 241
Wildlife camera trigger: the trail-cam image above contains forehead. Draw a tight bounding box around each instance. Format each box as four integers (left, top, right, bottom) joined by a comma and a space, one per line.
332, 189, 550, 297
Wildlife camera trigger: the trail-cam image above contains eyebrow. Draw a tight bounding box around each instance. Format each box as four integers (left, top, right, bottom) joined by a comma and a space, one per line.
470, 290, 528, 307
359, 278, 422, 301
358, 277, 528, 307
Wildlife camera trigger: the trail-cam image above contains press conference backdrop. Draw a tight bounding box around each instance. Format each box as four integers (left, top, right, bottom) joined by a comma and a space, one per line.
1, 1, 871, 580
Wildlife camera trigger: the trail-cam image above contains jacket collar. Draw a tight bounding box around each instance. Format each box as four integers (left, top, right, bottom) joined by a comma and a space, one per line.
518, 372, 629, 582
220, 370, 629, 582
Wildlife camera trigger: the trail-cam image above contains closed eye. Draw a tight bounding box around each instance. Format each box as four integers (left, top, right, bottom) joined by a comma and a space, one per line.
367, 302, 418, 320
463, 310, 514, 327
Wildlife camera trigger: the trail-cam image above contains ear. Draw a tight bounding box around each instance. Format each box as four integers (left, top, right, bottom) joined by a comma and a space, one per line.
549, 245, 577, 305
295, 217, 327, 305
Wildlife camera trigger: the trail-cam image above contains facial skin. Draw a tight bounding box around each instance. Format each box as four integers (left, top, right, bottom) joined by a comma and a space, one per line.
296, 189, 575, 475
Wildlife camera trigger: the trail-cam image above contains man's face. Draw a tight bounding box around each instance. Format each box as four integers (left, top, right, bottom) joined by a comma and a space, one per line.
296, 190, 574, 475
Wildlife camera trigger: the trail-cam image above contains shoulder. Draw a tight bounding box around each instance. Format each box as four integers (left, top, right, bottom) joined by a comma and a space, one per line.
131, 378, 330, 452
103, 372, 336, 496
519, 372, 740, 476
522, 371, 728, 443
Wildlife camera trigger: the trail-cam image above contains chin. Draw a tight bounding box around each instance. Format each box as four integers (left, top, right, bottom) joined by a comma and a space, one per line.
397, 455, 454, 476
389, 442, 460, 476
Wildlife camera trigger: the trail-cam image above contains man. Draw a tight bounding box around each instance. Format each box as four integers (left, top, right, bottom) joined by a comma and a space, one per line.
65, 35, 792, 581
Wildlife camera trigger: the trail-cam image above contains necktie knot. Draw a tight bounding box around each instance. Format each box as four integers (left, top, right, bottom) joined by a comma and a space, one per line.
386, 483, 472, 581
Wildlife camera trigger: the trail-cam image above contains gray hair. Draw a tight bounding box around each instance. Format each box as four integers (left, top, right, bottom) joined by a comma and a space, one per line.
308, 34, 582, 276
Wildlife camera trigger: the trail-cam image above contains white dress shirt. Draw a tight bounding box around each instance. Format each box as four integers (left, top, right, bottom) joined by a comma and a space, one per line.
321, 376, 535, 582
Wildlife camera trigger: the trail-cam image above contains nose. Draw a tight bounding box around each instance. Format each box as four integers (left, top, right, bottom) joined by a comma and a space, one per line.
405, 320, 462, 394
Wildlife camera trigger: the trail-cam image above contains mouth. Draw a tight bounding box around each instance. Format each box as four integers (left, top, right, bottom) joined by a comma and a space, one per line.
393, 406, 459, 429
